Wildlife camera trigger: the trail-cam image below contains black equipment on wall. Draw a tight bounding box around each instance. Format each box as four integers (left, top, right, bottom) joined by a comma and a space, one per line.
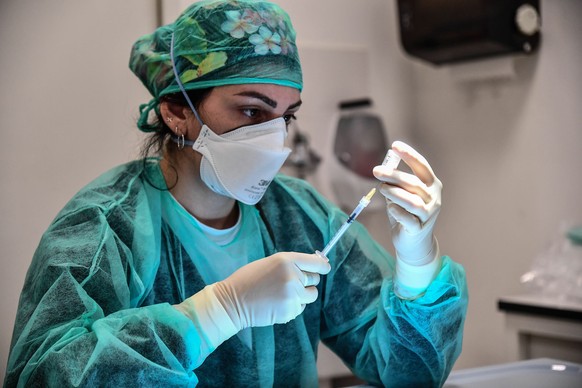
397, 0, 541, 65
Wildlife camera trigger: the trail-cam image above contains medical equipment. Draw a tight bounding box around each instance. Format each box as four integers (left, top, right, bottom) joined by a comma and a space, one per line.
328, 98, 388, 212
397, 0, 541, 65
317, 148, 400, 258
382, 149, 401, 170
334, 99, 388, 179
317, 187, 377, 257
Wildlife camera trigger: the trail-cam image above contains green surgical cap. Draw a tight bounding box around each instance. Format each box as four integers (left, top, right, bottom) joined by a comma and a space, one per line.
129, 0, 303, 132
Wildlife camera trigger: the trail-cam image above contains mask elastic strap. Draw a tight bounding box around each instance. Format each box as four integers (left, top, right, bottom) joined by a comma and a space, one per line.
170, 32, 204, 127
173, 136, 196, 147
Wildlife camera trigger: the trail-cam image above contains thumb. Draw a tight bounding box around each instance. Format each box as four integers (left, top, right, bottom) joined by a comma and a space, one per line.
292, 252, 331, 275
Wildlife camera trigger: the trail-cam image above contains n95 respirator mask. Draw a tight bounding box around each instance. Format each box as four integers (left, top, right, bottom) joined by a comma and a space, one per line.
168, 33, 291, 205
191, 117, 291, 205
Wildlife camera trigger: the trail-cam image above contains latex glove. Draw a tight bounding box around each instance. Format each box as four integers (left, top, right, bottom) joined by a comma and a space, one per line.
373, 141, 442, 296
211, 252, 331, 330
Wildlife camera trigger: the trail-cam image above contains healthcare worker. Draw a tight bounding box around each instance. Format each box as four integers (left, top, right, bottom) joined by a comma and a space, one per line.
4, 1, 468, 387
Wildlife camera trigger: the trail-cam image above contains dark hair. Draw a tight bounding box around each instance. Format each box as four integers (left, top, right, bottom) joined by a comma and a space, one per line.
140, 88, 213, 158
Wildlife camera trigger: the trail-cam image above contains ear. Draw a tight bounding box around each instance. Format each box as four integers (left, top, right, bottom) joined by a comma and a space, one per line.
160, 101, 193, 135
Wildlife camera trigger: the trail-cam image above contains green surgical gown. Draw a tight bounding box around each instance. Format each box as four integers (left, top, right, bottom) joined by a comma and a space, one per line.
4, 158, 468, 387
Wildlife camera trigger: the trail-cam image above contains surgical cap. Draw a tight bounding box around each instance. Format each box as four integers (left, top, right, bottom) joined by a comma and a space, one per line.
129, 0, 303, 132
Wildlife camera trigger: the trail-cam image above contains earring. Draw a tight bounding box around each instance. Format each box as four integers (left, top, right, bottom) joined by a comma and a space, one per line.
166, 117, 173, 123
176, 127, 185, 150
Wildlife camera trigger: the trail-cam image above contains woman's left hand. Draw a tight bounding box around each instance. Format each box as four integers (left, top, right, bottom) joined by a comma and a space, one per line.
373, 141, 442, 266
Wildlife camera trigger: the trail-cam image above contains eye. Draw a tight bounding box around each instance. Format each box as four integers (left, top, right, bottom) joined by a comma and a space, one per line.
283, 114, 297, 125
242, 108, 260, 118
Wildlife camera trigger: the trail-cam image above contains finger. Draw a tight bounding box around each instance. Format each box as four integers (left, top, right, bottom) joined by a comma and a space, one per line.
292, 253, 331, 275
391, 141, 437, 187
314, 250, 329, 262
302, 271, 321, 287
373, 167, 432, 204
299, 286, 319, 304
380, 184, 432, 222
387, 203, 422, 234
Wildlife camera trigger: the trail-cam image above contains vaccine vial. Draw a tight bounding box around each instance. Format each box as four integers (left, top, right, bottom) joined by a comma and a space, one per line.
382, 149, 401, 170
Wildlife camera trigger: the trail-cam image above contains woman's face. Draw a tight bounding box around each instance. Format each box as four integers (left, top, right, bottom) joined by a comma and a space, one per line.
190, 83, 302, 136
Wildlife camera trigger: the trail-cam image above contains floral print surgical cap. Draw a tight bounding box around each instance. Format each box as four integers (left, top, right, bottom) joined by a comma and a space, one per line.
129, 0, 302, 132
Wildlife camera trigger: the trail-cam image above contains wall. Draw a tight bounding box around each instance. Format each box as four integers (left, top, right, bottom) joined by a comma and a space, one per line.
0, 0, 156, 381
407, 0, 582, 368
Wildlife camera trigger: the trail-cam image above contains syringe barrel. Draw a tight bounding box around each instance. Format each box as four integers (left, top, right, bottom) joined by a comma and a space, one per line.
321, 188, 376, 257
322, 221, 351, 256
351, 203, 366, 218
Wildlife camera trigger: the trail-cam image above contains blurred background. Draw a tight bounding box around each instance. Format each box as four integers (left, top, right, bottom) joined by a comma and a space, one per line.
1, 0, 581, 384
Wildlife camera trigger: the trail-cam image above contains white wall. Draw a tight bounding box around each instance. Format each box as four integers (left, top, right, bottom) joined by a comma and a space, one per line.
407, 0, 582, 368
0, 0, 156, 381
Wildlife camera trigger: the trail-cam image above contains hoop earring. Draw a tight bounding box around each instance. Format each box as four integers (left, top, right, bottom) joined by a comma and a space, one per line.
176, 128, 185, 150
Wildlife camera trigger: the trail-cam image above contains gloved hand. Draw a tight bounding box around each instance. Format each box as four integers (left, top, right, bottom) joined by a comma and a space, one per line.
211, 252, 331, 330
373, 141, 442, 297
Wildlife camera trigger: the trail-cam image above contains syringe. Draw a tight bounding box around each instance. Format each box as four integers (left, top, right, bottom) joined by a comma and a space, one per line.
317, 187, 377, 257
315, 148, 400, 259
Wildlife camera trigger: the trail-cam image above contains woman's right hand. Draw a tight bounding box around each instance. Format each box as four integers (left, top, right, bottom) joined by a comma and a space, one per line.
212, 252, 331, 330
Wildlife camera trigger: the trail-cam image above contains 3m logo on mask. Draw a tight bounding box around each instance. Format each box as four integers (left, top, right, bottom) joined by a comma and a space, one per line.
258, 179, 271, 187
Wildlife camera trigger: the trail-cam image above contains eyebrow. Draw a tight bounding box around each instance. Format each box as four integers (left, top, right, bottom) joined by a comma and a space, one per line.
234, 91, 302, 110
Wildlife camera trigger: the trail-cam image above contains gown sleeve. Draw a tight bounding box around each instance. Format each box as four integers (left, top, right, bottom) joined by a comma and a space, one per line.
4, 204, 213, 387
319, 205, 468, 388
